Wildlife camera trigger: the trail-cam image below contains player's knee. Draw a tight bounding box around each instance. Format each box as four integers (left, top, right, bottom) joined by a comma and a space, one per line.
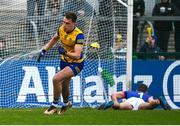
53, 76, 61, 84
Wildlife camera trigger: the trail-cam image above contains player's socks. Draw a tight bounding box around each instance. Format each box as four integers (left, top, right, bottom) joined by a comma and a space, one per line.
159, 96, 171, 110
98, 101, 114, 110
62, 101, 69, 106
105, 101, 114, 109
51, 102, 58, 107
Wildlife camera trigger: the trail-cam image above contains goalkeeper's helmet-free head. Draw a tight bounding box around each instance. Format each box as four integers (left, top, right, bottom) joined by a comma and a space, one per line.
137, 83, 148, 93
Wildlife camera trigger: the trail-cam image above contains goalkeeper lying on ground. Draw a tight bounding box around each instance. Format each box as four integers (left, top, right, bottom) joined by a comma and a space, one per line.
98, 83, 171, 110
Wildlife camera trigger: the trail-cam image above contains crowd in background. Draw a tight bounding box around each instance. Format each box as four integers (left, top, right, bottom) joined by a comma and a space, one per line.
133, 0, 180, 60
1, 0, 180, 60
25, 0, 180, 59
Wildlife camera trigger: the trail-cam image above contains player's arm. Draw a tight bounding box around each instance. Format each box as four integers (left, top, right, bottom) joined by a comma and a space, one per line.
37, 33, 59, 62
65, 33, 84, 60
42, 33, 59, 51
66, 44, 83, 60
111, 91, 125, 103
147, 96, 160, 105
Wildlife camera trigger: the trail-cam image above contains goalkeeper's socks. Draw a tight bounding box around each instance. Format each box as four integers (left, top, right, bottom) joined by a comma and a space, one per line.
104, 101, 114, 109
159, 96, 171, 110
98, 101, 114, 110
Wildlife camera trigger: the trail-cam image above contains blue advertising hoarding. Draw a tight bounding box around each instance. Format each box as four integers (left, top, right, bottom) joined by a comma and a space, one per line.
0, 59, 126, 108
0, 60, 180, 109
133, 60, 180, 109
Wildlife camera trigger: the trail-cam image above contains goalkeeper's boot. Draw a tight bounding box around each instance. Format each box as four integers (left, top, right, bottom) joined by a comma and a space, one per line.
98, 102, 107, 110
44, 105, 57, 115
104, 101, 114, 109
159, 96, 171, 110
58, 101, 72, 115
98, 101, 114, 110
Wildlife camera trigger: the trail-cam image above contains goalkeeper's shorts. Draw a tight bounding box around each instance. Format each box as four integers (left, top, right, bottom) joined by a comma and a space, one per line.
60, 60, 84, 76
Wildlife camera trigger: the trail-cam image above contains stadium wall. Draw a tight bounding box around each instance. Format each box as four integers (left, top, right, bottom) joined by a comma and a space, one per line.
0, 60, 180, 109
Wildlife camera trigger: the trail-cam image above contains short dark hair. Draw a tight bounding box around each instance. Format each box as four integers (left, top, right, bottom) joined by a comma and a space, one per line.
65, 12, 77, 22
137, 83, 148, 93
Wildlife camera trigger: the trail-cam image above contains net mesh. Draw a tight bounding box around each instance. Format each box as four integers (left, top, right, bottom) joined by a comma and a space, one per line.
0, 0, 129, 108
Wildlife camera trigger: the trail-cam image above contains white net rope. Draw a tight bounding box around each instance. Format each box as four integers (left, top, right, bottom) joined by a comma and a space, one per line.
0, 0, 128, 108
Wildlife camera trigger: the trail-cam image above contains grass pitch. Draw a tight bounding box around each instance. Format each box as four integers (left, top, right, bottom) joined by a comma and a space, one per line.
0, 108, 180, 125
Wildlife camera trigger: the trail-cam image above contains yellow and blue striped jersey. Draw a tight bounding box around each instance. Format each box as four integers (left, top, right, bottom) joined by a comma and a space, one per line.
57, 26, 84, 63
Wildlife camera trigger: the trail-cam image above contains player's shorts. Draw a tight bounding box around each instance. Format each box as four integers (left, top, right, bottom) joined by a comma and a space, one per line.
60, 60, 84, 76
125, 97, 145, 110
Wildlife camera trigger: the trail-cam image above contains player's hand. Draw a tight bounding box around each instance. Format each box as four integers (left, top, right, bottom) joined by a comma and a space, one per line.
37, 49, 46, 62
58, 46, 66, 55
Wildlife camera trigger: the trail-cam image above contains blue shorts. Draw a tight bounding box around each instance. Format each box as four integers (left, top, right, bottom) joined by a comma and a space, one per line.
60, 60, 84, 76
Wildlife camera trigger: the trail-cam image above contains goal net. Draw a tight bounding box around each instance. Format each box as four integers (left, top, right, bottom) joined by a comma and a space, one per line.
0, 0, 132, 108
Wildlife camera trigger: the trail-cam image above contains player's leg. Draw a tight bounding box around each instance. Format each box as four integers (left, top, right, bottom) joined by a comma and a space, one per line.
44, 82, 62, 115
98, 101, 115, 110
58, 61, 84, 115
138, 102, 155, 110
44, 66, 73, 115
159, 96, 171, 110
113, 101, 133, 110
62, 78, 70, 104
58, 78, 72, 115
138, 99, 160, 110
53, 67, 73, 103
124, 97, 145, 110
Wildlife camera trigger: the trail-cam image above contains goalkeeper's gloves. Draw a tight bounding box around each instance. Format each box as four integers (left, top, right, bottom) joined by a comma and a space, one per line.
58, 46, 67, 55
37, 49, 46, 62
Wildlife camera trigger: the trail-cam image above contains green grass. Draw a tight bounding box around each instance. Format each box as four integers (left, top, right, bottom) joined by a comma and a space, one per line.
0, 108, 180, 125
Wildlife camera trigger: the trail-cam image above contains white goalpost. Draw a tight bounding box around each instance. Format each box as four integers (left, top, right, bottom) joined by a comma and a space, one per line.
0, 0, 133, 108
126, 0, 133, 90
